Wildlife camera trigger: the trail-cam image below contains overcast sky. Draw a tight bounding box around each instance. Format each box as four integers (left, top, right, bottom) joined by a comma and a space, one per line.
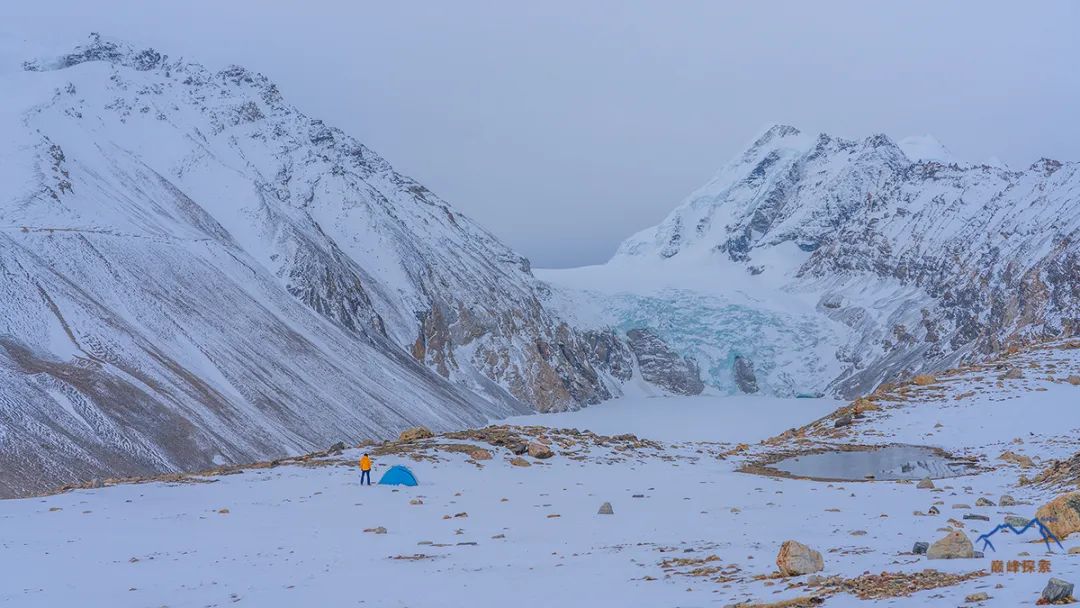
6, 1, 1079, 266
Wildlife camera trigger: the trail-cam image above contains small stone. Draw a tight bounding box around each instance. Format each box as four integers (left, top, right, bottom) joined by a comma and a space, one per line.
328, 441, 346, 453
952, 503, 971, 510
1067, 375, 1080, 386
963, 514, 990, 521
928, 506, 941, 515
1000, 368, 1024, 380
510, 457, 531, 467
834, 414, 853, 428
974, 551, 984, 558
775, 540, 824, 576
598, 502, 614, 515
1067, 547, 1080, 555
217, 508, 230, 515
975, 497, 995, 507
1041, 578, 1074, 604
965, 591, 989, 602
546, 514, 560, 518
364, 526, 387, 534
999, 495, 1017, 506
409, 498, 423, 505
917, 478, 935, 489
912, 541, 929, 554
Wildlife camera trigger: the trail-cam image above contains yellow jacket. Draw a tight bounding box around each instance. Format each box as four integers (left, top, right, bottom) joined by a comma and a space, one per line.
359, 456, 372, 471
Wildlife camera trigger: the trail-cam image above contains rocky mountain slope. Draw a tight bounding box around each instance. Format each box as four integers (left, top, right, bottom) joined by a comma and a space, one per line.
0, 35, 640, 497
543, 125, 1080, 397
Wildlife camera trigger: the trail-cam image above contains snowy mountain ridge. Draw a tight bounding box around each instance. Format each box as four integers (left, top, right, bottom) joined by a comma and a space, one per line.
0, 35, 645, 496
544, 124, 1079, 396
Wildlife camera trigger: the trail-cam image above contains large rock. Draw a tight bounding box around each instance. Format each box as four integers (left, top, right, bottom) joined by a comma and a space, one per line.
1042, 578, 1074, 603
776, 540, 824, 576
733, 356, 759, 394
625, 328, 704, 396
399, 427, 434, 442
1035, 491, 1080, 540
926, 530, 974, 559
527, 442, 553, 459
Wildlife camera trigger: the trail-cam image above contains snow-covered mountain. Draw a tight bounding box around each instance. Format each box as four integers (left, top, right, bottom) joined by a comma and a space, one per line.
0, 35, 639, 497
542, 124, 1080, 397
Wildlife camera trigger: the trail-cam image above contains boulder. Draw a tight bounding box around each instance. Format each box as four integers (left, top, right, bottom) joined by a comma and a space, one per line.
834, 414, 853, 428
912, 541, 929, 555
975, 497, 995, 507
510, 457, 531, 467
399, 426, 434, 442
1005, 515, 1029, 528
999, 494, 1017, 507
965, 592, 989, 602
926, 530, 975, 559
1067, 375, 1080, 386
917, 477, 935, 489
1042, 578, 1074, 604
598, 502, 614, 515
527, 442, 554, 459
468, 448, 493, 461
776, 540, 824, 576
1036, 491, 1080, 540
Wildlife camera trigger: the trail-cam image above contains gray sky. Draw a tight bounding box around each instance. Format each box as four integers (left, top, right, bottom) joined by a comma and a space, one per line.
6, 1, 1080, 267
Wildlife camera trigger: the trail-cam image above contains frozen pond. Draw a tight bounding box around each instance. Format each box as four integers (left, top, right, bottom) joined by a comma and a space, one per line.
769, 445, 977, 481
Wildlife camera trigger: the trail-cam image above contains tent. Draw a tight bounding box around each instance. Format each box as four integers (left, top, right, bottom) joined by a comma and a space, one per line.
378, 465, 418, 486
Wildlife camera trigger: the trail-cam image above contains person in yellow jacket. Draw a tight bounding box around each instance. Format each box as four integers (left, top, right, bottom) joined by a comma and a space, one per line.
359, 453, 373, 486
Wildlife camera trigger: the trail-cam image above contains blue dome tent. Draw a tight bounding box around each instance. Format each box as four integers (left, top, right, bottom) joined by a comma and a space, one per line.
378, 465, 418, 486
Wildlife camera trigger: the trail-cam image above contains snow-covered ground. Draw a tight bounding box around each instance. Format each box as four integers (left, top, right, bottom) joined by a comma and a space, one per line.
2, 344, 1079, 607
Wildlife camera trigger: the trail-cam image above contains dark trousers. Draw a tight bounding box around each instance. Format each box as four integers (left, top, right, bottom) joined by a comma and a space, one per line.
360, 470, 371, 485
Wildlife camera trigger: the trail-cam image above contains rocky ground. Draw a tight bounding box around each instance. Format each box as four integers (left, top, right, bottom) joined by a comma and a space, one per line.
1, 345, 1079, 607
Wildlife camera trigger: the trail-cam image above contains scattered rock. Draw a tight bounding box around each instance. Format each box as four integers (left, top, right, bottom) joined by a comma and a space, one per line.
328, 441, 346, 453
1068, 547, 1080, 555
912, 542, 929, 555
776, 540, 824, 576
409, 498, 423, 505
468, 448, 493, 461
927, 530, 975, 559
953, 504, 971, 510
217, 508, 230, 515
364, 526, 387, 534
527, 442, 553, 459
1036, 491, 1080, 540
965, 591, 989, 602
999, 495, 1017, 507
999, 451, 1035, 468
928, 506, 941, 515
1000, 368, 1024, 380
834, 414, 853, 428
963, 514, 990, 522
510, 457, 531, 467
975, 497, 995, 507
1067, 375, 1080, 386
917, 478, 935, 489
399, 427, 434, 442
598, 502, 614, 515
1041, 578, 1074, 604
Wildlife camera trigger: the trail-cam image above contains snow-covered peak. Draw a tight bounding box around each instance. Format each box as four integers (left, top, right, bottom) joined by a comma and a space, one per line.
898, 134, 954, 163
